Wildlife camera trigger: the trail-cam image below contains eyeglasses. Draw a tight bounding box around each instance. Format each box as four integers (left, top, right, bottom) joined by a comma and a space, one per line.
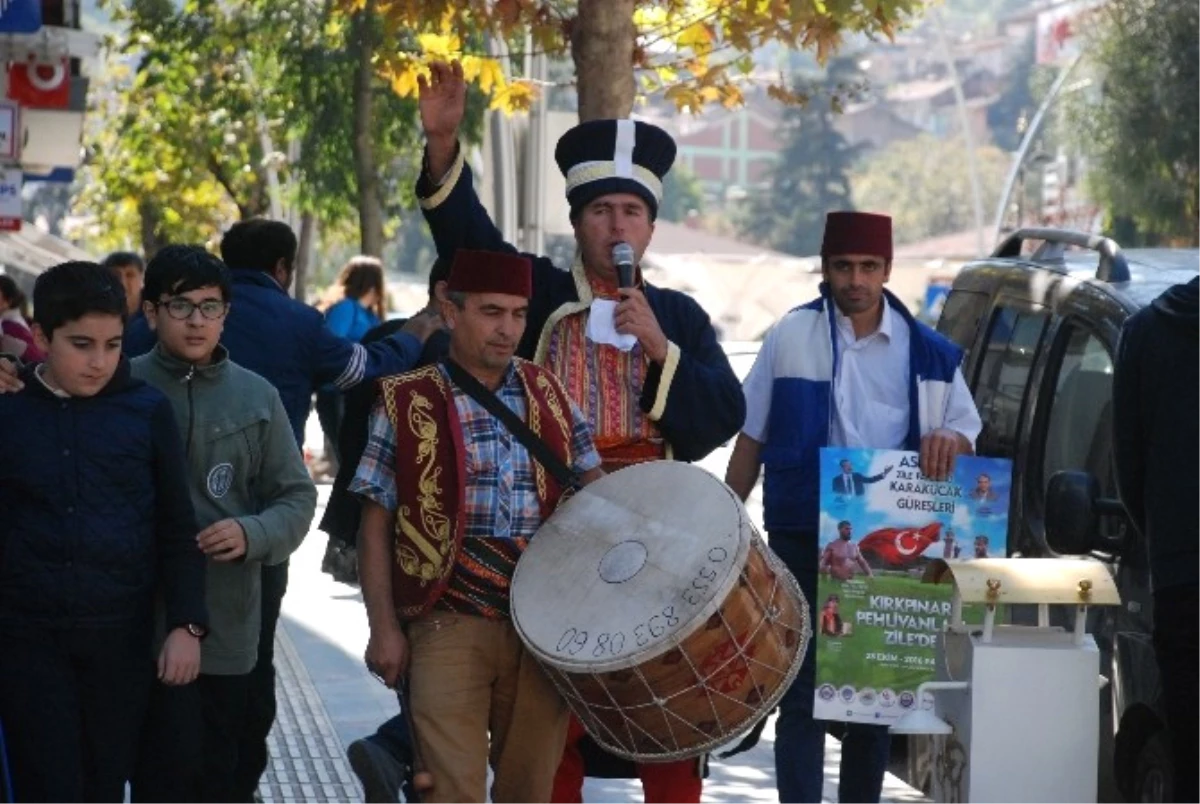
158, 298, 229, 320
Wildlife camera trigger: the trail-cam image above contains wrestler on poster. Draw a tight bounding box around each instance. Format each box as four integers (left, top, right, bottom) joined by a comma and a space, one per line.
813, 446, 1011, 724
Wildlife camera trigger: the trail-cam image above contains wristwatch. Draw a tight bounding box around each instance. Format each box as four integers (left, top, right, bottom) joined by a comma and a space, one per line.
183, 623, 208, 640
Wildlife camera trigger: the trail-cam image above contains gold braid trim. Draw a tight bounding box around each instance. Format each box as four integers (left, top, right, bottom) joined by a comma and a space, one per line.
536, 372, 573, 454
381, 367, 453, 586
524, 377, 547, 501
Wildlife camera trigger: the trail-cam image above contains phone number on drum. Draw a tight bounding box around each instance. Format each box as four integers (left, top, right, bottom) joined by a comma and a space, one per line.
551, 546, 731, 660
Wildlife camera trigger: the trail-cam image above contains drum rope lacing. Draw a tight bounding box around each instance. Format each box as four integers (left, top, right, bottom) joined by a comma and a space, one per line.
545, 523, 813, 762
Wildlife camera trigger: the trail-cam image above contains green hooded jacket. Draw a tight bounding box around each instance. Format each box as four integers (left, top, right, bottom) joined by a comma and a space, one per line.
133, 343, 317, 675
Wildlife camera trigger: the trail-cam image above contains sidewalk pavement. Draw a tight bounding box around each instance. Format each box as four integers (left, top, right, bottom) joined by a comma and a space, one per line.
260, 482, 930, 803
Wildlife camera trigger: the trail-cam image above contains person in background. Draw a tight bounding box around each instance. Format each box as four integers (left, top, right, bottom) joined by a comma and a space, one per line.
0, 275, 44, 363
0, 262, 207, 802
325, 261, 450, 799
316, 256, 388, 473
320, 259, 450, 586
102, 251, 146, 319
129, 246, 317, 802
1112, 276, 1198, 804
724, 211, 980, 804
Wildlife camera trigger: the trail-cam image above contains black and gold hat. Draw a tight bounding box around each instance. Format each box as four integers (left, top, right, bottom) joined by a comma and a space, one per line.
554, 119, 677, 220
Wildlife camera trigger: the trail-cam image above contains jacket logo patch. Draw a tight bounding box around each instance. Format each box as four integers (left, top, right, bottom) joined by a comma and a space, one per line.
207, 463, 234, 498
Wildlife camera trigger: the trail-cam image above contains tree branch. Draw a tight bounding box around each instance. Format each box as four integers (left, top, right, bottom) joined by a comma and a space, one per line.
206, 153, 250, 218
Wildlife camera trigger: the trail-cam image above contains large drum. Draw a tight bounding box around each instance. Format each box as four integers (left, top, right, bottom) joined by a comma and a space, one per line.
511, 461, 811, 762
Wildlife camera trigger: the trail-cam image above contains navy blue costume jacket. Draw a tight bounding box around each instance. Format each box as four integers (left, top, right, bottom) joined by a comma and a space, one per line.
416, 154, 745, 463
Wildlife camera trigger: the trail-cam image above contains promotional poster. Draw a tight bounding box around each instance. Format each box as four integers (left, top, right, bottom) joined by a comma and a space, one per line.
813, 447, 1012, 724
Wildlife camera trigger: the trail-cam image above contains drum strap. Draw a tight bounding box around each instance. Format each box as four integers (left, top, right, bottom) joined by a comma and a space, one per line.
443, 359, 583, 492
715, 710, 774, 760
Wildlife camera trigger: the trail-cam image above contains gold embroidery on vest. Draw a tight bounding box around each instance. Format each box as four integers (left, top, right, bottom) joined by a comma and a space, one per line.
523, 379, 548, 501
536, 372, 572, 444
383, 369, 454, 587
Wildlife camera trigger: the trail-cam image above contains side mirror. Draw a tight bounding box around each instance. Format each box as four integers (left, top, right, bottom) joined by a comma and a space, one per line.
1045, 471, 1100, 555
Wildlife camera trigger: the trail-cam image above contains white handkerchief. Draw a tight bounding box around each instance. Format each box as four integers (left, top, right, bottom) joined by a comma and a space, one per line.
586, 299, 638, 352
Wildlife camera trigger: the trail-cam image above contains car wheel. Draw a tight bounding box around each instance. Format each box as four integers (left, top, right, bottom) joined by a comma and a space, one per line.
1132, 730, 1173, 803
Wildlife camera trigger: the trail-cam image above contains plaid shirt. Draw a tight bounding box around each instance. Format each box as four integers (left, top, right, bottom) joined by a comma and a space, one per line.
350, 362, 600, 616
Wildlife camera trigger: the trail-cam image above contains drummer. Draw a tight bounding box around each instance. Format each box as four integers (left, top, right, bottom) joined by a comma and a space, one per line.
725, 211, 982, 803
350, 249, 603, 803
415, 60, 744, 804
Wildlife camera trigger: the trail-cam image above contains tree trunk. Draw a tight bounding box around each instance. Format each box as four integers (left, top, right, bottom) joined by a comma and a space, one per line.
292, 211, 317, 302
572, 0, 637, 121
138, 198, 166, 257
351, 0, 384, 257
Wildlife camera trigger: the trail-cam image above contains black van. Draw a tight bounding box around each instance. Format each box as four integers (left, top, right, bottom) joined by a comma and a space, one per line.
922, 228, 1197, 802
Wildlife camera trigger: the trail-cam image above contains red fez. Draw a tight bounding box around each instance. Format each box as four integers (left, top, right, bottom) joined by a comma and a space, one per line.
820, 211, 893, 262
446, 249, 532, 299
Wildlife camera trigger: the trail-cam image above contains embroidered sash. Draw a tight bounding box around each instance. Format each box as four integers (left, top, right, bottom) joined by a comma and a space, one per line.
378, 361, 576, 620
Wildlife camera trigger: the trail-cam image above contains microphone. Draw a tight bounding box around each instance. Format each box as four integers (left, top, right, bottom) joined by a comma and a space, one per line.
612, 242, 635, 289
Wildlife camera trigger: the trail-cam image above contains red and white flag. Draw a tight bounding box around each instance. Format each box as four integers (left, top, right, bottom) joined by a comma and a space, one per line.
857, 522, 942, 568
6, 60, 70, 108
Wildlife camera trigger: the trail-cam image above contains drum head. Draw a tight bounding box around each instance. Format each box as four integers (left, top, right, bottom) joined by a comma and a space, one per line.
512, 461, 752, 674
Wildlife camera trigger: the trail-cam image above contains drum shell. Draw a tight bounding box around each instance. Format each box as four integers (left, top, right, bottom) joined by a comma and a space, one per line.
540, 534, 808, 760
511, 462, 810, 762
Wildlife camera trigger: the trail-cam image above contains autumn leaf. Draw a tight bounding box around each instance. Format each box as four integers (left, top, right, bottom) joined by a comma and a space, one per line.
389, 65, 420, 98
489, 80, 537, 113
468, 57, 506, 96
720, 84, 745, 109
416, 32, 461, 59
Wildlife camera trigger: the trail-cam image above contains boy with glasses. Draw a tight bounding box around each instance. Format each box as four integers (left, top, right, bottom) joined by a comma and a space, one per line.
129, 246, 317, 802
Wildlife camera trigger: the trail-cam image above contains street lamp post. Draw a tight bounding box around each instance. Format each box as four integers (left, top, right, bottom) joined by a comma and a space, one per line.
992, 54, 1083, 243
933, 10, 986, 258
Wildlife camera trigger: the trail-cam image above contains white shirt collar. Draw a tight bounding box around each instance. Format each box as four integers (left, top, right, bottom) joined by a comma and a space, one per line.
34, 364, 71, 398
834, 300, 893, 344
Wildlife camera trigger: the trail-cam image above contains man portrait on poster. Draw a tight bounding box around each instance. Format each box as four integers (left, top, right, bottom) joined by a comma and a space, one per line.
832, 459, 894, 498
969, 473, 1002, 516
820, 595, 845, 638
819, 521, 875, 581
973, 535, 990, 559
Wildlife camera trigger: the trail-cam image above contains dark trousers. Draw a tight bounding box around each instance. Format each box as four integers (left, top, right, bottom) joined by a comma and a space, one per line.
374, 711, 412, 758
315, 390, 344, 465
1153, 583, 1198, 804
231, 560, 288, 800
0, 624, 151, 802
768, 532, 891, 804
132, 674, 254, 803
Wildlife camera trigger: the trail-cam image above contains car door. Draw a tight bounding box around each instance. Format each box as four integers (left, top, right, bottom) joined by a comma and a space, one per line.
1019, 310, 1161, 798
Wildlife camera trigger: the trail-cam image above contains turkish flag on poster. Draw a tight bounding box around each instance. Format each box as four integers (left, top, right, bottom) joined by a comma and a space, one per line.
857, 522, 942, 569
6, 61, 70, 109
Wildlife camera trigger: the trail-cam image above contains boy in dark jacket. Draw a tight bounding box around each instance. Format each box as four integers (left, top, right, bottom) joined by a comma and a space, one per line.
130, 247, 317, 802
0, 262, 207, 802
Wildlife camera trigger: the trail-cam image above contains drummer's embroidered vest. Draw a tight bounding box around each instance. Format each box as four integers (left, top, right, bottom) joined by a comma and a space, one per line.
378, 361, 576, 621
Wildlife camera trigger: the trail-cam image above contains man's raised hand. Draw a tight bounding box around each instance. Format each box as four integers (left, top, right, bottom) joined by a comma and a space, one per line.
418, 61, 466, 179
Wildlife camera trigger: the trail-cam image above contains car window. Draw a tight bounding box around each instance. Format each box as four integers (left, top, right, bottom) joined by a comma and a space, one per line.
935, 290, 990, 368
973, 306, 1049, 458
1040, 325, 1119, 552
